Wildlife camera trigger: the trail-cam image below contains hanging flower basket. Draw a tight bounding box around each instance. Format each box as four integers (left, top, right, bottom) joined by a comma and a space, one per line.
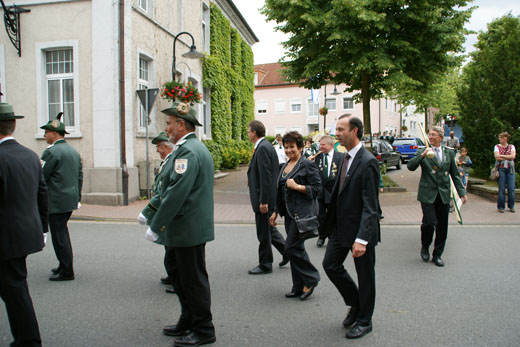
161, 81, 202, 104
401, 125, 408, 131
319, 106, 328, 116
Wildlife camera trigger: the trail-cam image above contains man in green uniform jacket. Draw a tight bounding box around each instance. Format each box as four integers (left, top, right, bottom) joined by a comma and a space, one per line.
140, 101, 216, 347
407, 126, 467, 267
40, 115, 82, 281
138, 131, 176, 292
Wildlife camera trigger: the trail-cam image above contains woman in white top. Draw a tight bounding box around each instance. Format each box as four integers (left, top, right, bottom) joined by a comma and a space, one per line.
494, 132, 516, 213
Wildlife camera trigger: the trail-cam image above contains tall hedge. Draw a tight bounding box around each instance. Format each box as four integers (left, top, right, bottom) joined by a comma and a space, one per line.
203, 4, 255, 146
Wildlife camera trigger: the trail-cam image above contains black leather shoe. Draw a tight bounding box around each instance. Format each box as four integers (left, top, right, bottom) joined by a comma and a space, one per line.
299, 285, 315, 301
420, 247, 430, 262
342, 307, 359, 328
49, 273, 75, 281
316, 237, 325, 247
163, 324, 190, 337
248, 265, 272, 275
174, 332, 216, 346
279, 256, 289, 267
165, 286, 176, 294
346, 323, 372, 339
51, 267, 61, 275
432, 256, 445, 267
160, 276, 171, 285
285, 290, 303, 298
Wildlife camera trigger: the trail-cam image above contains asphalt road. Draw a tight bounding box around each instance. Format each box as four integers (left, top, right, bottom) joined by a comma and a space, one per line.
1, 222, 519, 347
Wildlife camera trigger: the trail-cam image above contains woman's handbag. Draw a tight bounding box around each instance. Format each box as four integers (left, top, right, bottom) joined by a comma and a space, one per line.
295, 215, 320, 240
490, 167, 499, 180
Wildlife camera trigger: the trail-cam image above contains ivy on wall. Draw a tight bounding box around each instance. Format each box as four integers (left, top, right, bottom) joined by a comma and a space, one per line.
203, 4, 254, 144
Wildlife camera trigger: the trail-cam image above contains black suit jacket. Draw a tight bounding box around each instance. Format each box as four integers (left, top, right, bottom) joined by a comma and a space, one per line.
0, 139, 48, 261
247, 138, 280, 213
315, 150, 343, 204
275, 156, 322, 219
327, 146, 380, 247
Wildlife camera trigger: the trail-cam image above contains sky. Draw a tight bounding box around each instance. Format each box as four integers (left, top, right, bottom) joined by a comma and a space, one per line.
233, 0, 520, 65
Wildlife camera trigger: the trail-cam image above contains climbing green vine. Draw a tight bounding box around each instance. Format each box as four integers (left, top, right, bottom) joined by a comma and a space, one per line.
202, 4, 254, 169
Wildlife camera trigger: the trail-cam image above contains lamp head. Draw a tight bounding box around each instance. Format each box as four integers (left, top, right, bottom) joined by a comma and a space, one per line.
330, 86, 341, 96
182, 45, 204, 59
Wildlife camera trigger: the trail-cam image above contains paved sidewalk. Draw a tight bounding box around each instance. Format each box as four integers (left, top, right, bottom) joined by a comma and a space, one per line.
73, 165, 519, 225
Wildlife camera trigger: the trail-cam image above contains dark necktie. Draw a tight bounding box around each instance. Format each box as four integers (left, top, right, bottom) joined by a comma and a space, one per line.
339, 153, 350, 188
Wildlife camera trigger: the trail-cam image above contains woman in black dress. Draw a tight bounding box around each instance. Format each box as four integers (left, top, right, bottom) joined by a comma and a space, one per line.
270, 131, 322, 300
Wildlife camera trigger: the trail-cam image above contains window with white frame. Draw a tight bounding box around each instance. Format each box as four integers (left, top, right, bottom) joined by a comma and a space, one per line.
343, 97, 354, 110
137, 56, 150, 129
325, 97, 336, 110
254, 72, 258, 85
307, 99, 319, 116
256, 101, 267, 114
36, 41, 80, 136
137, 0, 149, 12
275, 127, 286, 136
385, 98, 389, 110
202, 2, 210, 52
290, 99, 301, 113
45, 49, 75, 127
274, 100, 286, 113
290, 127, 302, 133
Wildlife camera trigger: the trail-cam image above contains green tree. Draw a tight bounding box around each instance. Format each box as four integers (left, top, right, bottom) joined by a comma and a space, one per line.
262, 0, 472, 138
458, 14, 520, 177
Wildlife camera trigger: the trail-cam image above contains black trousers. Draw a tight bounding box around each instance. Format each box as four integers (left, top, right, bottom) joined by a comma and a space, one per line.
0, 257, 41, 347
49, 212, 74, 276
323, 233, 376, 326
284, 217, 320, 291
255, 212, 286, 269
420, 194, 450, 257
165, 243, 215, 339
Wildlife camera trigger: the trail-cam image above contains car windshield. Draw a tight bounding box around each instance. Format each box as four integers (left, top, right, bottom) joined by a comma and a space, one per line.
393, 139, 415, 146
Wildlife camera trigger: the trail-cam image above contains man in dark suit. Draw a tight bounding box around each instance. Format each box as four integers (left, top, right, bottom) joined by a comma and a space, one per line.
312, 135, 343, 247
323, 115, 380, 339
407, 126, 467, 267
40, 115, 83, 281
247, 120, 287, 275
0, 102, 48, 347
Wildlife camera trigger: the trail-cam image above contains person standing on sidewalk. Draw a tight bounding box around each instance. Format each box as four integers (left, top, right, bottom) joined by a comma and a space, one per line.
247, 120, 288, 275
141, 102, 216, 346
40, 114, 82, 281
407, 126, 467, 267
494, 132, 516, 213
0, 102, 48, 346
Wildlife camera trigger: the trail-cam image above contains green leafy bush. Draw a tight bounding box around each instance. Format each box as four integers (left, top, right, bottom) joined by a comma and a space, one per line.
203, 140, 223, 171
221, 147, 241, 169
265, 135, 276, 144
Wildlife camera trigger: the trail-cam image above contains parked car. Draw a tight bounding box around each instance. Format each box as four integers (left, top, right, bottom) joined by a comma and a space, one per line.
392, 137, 426, 163
369, 139, 401, 169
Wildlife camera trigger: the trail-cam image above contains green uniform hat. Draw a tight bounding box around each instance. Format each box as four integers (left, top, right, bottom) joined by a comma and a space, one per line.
40, 112, 69, 134
161, 101, 202, 127
0, 102, 24, 120
152, 131, 169, 144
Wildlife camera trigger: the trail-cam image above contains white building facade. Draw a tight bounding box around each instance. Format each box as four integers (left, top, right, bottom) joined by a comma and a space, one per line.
0, 0, 255, 204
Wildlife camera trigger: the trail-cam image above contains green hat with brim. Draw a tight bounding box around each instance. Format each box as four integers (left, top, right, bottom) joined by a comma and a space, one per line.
161, 101, 202, 127
0, 102, 24, 120
40, 112, 69, 134
152, 131, 169, 144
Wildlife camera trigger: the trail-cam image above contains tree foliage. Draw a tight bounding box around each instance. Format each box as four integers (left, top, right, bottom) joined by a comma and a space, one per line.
458, 14, 520, 177
262, 0, 473, 136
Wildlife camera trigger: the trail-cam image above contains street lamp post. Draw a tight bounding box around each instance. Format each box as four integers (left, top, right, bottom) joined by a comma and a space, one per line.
172, 31, 203, 81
